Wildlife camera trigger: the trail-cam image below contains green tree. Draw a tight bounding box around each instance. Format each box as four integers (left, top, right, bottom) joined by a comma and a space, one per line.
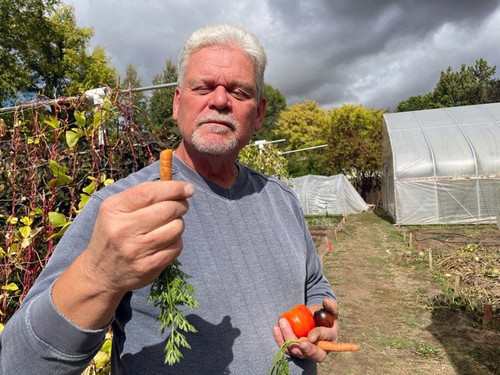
322, 104, 385, 198
274, 100, 330, 176
149, 58, 178, 141
0, 0, 60, 101
0, 1, 117, 102
254, 83, 286, 141
396, 93, 437, 112
397, 58, 498, 111
120, 63, 149, 129
274, 100, 328, 150
238, 142, 289, 179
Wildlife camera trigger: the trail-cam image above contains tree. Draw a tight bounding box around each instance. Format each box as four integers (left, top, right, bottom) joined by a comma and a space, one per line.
274, 100, 328, 150
0, 1, 117, 103
254, 83, 286, 141
238, 142, 289, 179
0, 0, 60, 102
322, 104, 385, 198
149, 58, 178, 141
120, 63, 149, 130
397, 58, 498, 112
273, 100, 330, 176
396, 93, 438, 112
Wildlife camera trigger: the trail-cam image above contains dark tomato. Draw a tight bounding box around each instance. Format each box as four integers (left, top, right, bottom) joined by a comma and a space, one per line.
280, 304, 316, 338
314, 308, 335, 327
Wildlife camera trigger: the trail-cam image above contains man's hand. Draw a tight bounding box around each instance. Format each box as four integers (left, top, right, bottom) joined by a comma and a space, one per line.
273, 298, 339, 363
52, 181, 194, 329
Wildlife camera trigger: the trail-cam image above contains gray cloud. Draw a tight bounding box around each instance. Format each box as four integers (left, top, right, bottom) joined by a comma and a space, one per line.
70, 0, 500, 111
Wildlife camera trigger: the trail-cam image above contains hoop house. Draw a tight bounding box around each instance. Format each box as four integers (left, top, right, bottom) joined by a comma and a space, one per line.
382, 102, 500, 224
291, 174, 368, 216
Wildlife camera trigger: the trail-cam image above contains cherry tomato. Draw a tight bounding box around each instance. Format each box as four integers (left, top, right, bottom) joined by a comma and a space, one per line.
314, 308, 335, 327
280, 304, 316, 338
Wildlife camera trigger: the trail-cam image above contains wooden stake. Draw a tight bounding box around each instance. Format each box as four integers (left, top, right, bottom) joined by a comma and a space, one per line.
454, 275, 461, 295
483, 304, 492, 325
325, 236, 333, 252
409, 232, 413, 247
428, 250, 433, 270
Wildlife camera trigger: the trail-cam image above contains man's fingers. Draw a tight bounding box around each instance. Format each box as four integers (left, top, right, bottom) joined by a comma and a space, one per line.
273, 325, 284, 347
110, 181, 194, 212
298, 339, 328, 363
323, 298, 339, 318
129, 199, 189, 235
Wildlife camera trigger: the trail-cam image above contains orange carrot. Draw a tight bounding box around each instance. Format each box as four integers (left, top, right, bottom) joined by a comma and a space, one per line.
316, 341, 360, 352
159, 149, 173, 181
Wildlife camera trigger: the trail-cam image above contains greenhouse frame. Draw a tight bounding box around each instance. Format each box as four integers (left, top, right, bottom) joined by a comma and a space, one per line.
382, 102, 500, 225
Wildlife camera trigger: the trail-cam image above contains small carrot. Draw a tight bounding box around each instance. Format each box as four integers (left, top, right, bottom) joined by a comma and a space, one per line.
150, 148, 199, 365
316, 341, 360, 352
159, 149, 173, 181
269, 339, 360, 375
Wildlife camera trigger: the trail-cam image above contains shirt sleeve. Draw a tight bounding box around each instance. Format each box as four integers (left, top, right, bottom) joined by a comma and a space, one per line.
0, 286, 107, 375
304, 224, 336, 306
0, 196, 108, 375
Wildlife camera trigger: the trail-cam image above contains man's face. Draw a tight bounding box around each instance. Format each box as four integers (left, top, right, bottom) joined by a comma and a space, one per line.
173, 45, 266, 157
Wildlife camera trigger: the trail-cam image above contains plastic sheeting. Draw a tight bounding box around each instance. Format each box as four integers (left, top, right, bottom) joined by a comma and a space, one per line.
290, 174, 369, 216
382, 103, 500, 225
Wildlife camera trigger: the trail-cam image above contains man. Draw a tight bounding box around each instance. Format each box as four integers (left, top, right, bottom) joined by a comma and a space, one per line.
0, 23, 338, 374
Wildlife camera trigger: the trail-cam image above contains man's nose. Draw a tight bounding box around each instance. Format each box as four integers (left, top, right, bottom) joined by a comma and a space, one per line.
209, 86, 231, 110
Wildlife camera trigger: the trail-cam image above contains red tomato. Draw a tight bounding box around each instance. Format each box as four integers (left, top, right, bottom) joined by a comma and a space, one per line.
280, 304, 316, 338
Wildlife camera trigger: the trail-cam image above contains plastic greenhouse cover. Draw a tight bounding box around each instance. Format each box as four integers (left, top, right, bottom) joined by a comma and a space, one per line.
290, 174, 368, 216
382, 102, 500, 224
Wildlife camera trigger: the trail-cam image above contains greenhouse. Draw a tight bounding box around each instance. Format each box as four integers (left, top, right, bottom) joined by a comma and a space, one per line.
290, 174, 368, 216
382, 102, 500, 225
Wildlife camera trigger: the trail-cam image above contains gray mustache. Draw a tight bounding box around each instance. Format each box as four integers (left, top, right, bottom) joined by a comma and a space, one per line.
196, 114, 238, 130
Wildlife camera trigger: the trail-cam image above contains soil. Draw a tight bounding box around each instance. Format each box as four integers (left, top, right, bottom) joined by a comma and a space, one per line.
309, 209, 500, 375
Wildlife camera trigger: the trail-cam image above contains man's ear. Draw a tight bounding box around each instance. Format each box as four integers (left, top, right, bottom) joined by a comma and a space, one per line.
172, 87, 181, 121
255, 97, 267, 131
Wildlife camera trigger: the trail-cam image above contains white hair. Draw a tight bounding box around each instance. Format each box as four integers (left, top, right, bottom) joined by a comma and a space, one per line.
177, 24, 267, 99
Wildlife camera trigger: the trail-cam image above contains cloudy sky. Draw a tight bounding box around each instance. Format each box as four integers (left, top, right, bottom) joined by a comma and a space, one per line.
68, 0, 500, 111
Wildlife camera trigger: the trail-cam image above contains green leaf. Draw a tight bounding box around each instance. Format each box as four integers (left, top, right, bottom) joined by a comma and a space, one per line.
74, 111, 86, 128
92, 112, 102, 130
101, 339, 112, 355
27, 136, 40, 144
19, 226, 31, 238
20, 216, 33, 226
7, 216, 18, 225
47, 222, 70, 240
78, 193, 90, 211
82, 180, 98, 195
49, 159, 67, 175
44, 116, 60, 129
2, 282, 19, 292
48, 212, 67, 228
47, 160, 73, 187
65, 129, 84, 148
93, 350, 110, 369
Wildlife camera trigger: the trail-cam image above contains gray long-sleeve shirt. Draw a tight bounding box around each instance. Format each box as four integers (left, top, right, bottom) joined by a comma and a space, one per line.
1, 155, 335, 374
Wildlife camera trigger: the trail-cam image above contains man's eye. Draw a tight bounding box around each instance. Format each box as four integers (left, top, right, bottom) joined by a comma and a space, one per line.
194, 86, 212, 94
231, 90, 250, 100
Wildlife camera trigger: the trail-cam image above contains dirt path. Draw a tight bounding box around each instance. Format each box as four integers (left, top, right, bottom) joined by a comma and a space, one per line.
313, 209, 499, 375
